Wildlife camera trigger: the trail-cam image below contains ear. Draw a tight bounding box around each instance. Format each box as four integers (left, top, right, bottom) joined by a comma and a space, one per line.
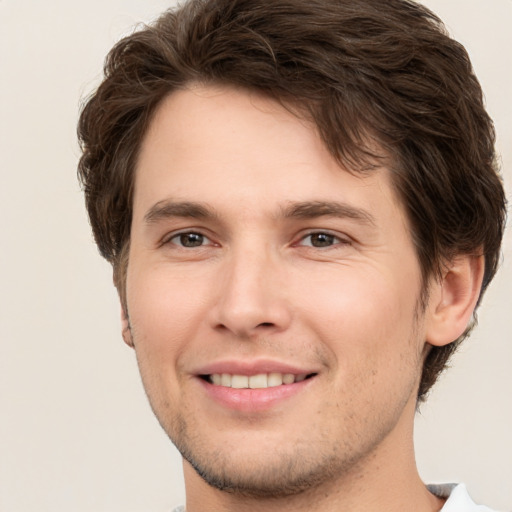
121, 306, 134, 348
426, 254, 485, 347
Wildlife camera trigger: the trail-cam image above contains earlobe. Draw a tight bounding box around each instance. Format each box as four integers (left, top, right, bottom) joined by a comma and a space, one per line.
426, 254, 485, 347
121, 307, 134, 348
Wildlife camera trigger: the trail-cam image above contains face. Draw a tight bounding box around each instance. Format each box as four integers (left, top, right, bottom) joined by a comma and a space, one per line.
125, 85, 430, 497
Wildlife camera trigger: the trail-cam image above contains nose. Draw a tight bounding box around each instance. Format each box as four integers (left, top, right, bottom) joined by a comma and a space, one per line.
210, 245, 292, 339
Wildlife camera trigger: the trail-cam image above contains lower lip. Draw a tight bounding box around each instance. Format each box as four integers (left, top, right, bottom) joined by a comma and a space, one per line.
197, 377, 314, 412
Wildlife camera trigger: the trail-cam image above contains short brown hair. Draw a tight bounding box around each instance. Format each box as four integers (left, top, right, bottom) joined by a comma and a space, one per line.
78, 0, 506, 400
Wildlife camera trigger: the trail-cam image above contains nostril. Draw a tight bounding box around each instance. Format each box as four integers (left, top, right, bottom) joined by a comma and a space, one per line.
257, 322, 274, 328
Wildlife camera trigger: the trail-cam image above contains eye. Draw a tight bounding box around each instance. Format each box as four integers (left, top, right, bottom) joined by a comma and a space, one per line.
299, 232, 346, 248
168, 232, 211, 248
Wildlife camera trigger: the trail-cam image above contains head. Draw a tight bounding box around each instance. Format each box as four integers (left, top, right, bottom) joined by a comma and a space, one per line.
78, 2, 508, 502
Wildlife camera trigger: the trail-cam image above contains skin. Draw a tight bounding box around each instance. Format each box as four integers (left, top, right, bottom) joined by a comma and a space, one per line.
122, 85, 483, 512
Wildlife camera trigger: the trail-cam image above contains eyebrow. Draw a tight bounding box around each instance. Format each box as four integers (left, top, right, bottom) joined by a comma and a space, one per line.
280, 200, 376, 226
143, 199, 375, 227
144, 200, 218, 224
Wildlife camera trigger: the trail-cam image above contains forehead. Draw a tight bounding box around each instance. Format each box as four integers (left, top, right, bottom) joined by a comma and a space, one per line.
134, 84, 404, 228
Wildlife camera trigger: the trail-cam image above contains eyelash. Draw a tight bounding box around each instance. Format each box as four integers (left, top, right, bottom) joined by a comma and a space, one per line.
296, 231, 350, 249
165, 231, 213, 248
163, 230, 350, 250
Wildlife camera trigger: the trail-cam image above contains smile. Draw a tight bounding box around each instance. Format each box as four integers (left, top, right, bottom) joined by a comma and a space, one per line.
204, 372, 316, 389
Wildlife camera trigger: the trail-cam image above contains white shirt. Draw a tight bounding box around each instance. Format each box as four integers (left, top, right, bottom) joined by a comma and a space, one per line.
429, 483, 497, 511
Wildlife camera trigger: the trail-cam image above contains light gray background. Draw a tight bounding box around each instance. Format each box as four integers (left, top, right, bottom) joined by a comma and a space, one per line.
1, 1, 510, 511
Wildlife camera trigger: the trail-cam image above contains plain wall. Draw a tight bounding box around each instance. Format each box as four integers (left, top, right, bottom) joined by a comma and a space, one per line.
0, 1, 510, 510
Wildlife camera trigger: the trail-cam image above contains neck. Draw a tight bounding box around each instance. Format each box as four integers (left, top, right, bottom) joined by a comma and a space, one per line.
182, 397, 444, 512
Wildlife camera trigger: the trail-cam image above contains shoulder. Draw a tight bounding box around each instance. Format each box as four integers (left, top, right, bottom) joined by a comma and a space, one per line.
428, 483, 499, 512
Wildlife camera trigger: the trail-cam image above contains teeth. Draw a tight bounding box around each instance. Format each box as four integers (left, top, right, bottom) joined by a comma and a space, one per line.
249, 374, 267, 389
267, 372, 283, 387
231, 375, 249, 389
208, 372, 311, 389
282, 373, 295, 385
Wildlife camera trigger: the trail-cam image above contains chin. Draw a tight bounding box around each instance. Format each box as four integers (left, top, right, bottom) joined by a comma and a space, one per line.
180, 444, 344, 498
167, 413, 362, 499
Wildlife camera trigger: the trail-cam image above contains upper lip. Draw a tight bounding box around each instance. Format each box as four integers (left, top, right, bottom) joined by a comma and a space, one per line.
193, 359, 320, 377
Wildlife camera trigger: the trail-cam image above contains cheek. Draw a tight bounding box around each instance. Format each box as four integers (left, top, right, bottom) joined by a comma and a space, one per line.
125, 270, 200, 413
128, 265, 211, 335
302, 267, 414, 341
125, 266, 213, 392
299, 265, 423, 386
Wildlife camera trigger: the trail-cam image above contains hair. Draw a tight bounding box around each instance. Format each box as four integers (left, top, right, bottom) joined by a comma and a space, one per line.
78, 0, 506, 400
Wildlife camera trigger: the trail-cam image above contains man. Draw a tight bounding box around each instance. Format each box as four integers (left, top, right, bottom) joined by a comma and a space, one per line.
78, 0, 506, 510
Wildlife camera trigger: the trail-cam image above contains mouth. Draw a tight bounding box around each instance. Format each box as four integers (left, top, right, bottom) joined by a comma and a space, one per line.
200, 372, 317, 389
194, 361, 320, 411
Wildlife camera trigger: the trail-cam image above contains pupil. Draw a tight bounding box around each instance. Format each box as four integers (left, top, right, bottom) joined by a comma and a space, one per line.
311, 233, 334, 247
181, 233, 203, 247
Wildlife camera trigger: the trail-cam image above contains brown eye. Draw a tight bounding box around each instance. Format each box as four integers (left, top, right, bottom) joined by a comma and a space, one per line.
309, 233, 335, 247
170, 232, 207, 247
300, 232, 339, 248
